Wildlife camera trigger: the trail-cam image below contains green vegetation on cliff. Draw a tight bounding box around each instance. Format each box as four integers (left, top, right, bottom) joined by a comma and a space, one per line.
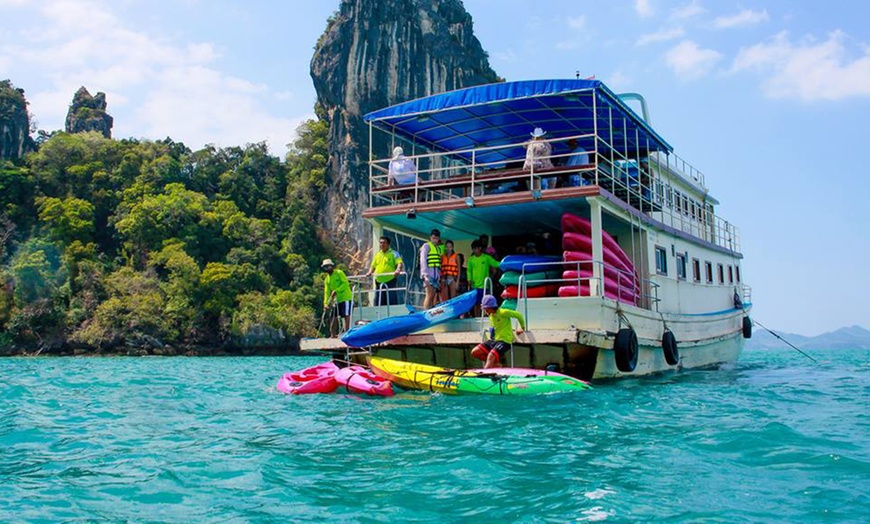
0, 116, 333, 355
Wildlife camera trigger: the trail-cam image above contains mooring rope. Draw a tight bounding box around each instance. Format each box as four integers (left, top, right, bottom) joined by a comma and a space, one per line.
752, 318, 818, 363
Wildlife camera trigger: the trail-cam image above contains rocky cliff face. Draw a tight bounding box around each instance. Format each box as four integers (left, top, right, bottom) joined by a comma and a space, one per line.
65, 87, 113, 138
0, 80, 35, 161
310, 0, 500, 269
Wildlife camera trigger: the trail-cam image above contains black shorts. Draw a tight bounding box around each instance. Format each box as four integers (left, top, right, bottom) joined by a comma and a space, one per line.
482, 339, 510, 358
334, 301, 352, 317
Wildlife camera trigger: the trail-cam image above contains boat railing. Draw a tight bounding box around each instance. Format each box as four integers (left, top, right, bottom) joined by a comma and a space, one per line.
347, 273, 416, 321
741, 284, 752, 306
369, 135, 740, 252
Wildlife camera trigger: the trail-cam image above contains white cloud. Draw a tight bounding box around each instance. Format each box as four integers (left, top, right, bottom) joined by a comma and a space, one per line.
567, 16, 586, 30
636, 0, 653, 18
664, 40, 723, 80
0, 0, 301, 153
556, 40, 581, 51
136, 66, 305, 151
714, 9, 769, 29
732, 31, 870, 101
637, 27, 685, 46
671, 0, 705, 20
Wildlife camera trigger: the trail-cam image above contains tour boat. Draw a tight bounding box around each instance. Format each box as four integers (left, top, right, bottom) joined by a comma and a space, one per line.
301, 79, 752, 381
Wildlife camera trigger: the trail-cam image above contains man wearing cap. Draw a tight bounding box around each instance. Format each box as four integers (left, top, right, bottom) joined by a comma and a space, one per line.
419, 229, 444, 309
366, 236, 404, 306
471, 294, 526, 369
524, 127, 555, 189
321, 259, 352, 336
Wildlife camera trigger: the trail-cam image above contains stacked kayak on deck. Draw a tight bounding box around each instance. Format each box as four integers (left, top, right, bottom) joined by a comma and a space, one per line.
498, 255, 562, 301
560, 213, 639, 304
369, 356, 591, 396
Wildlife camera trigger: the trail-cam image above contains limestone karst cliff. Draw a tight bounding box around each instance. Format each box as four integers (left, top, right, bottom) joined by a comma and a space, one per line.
0, 79, 35, 161
65, 87, 113, 138
310, 0, 500, 269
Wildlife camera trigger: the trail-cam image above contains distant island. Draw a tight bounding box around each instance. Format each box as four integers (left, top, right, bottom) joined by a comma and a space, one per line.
746, 324, 870, 350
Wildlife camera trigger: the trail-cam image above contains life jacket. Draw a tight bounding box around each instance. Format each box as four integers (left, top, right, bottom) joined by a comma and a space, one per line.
441, 252, 459, 277
426, 241, 443, 268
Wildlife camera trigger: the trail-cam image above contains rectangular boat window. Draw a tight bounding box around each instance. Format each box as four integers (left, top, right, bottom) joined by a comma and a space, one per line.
717, 263, 725, 284
676, 253, 687, 280
655, 246, 667, 275
735, 266, 741, 283
728, 265, 734, 284
692, 258, 701, 282
705, 261, 713, 283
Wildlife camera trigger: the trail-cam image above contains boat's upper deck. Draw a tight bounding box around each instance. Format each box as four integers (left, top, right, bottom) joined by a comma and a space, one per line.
363, 80, 740, 253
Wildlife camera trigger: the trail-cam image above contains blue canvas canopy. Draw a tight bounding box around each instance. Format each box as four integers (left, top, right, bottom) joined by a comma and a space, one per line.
364, 79, 673, 166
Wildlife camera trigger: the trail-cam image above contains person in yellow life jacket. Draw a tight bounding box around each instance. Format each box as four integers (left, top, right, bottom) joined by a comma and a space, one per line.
366, 236, 404, 306
321, 259, 352, 336
439, 239, 462, 302
471, 294, 526, 368
419, 229, 443, 309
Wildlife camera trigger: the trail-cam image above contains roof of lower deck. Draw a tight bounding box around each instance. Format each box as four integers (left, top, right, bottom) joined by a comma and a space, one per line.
363, 79, 673, 165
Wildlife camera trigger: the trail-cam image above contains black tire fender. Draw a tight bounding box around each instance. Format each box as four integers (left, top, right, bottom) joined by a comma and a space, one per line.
614, 327, 638, 372
662, 330, 679, 365
742, 316, 752, 339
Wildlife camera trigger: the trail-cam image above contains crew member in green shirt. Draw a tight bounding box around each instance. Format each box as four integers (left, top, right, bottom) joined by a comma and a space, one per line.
466, 240, 500, 317
471, 294, 526, 368
366, 236, 404, 306
321, 258, 352, 336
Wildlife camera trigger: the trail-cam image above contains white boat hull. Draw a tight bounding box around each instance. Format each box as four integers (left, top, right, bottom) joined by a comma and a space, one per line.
302, 296, 750, 381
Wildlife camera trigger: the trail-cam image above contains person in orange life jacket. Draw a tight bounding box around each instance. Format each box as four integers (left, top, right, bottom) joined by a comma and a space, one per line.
439, 240, 462, 302
321, 258, 352, 336
419, 229, 443, 309
471, 294, 526, 369
366, 236, 404, 306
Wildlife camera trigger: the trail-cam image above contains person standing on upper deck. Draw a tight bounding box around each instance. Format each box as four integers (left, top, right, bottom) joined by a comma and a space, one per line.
524, 127, 555, 189
388, 146, 417, 186
420, 229, 444, 309
565, 138, 590, 187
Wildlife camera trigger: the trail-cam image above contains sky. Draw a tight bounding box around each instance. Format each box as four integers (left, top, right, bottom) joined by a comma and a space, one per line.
1, 0, 868, 336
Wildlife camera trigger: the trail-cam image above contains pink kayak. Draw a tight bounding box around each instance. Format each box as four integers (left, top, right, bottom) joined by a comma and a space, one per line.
276, 361, 339, 394
334, 365, 394, 396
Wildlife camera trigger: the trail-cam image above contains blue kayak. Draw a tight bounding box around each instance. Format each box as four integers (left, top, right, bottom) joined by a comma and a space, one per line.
341, 290, 477, 348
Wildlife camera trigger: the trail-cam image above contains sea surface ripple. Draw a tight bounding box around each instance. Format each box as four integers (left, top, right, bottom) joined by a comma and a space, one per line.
1, 348, 868, 523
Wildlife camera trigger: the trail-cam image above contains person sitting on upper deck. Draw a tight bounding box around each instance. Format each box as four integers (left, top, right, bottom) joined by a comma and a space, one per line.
565, 138, 590, 187
388, 146, 417, 186
524, 127, 555, 189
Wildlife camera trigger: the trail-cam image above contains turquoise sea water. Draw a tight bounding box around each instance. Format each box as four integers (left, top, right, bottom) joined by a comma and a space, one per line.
2, 348, 868, 523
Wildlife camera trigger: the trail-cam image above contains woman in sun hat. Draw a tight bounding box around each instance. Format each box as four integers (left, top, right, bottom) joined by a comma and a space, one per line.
524, 127, 555, 189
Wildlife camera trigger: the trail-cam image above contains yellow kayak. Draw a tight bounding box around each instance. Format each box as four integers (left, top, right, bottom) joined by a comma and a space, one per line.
368, 356, 592, 396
